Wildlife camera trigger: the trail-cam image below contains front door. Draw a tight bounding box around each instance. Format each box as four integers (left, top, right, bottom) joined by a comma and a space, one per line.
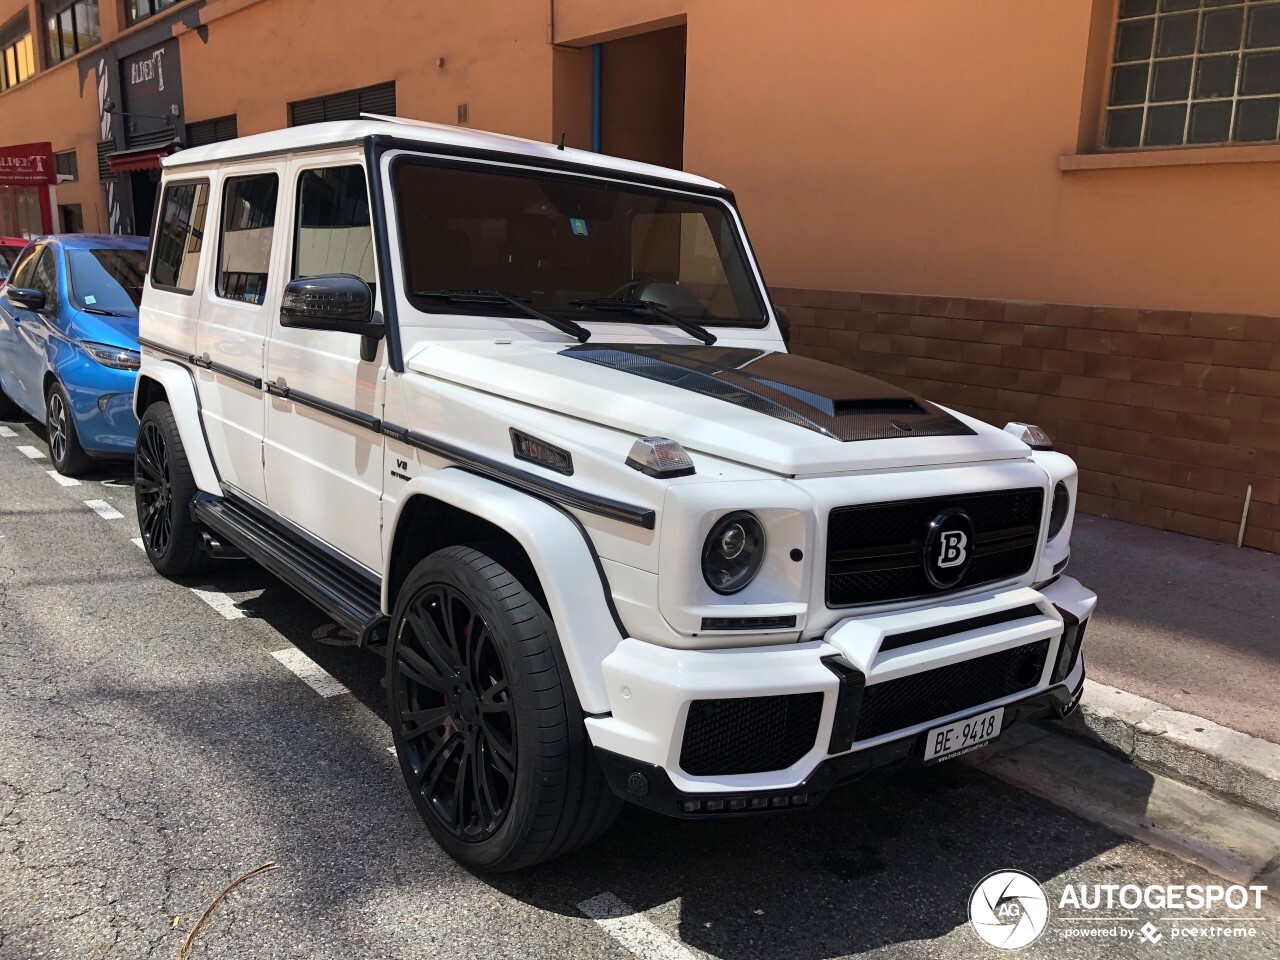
0, 243, 41, 412
262, 158, 385, 570
8, 244, 58, 415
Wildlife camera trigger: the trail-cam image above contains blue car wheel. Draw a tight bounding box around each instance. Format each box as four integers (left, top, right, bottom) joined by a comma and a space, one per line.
46, 381, 94, 476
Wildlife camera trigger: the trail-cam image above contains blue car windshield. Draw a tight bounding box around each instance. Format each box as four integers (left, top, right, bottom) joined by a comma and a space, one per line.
67, 248, 146, 314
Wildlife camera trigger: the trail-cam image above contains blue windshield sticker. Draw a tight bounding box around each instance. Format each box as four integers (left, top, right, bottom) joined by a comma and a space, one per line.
570, 218, 588, 236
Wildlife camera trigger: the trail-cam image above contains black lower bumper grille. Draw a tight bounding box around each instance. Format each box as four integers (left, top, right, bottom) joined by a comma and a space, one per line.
826, 488, 1045, 607
680, 693, 823, 776
854, 638, 1051, 741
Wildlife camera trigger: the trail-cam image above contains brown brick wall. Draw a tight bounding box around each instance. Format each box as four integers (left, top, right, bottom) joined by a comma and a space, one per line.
776, 289, 1280, 554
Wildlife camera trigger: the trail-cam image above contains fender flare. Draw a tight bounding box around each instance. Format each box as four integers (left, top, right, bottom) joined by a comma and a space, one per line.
133, 361, 221, 495
385, 469, 626, 714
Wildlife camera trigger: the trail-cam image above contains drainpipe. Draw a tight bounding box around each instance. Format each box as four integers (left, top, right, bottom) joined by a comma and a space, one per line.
591, 43, 602, 152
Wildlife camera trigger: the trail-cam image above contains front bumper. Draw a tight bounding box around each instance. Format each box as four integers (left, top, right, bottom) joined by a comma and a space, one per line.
585, 575, 1095, 811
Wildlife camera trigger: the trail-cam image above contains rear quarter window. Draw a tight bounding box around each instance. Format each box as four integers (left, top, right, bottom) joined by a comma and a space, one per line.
151, 180, 211, 294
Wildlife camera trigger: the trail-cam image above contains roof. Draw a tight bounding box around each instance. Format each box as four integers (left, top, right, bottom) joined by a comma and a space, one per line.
163, 116, 726, 192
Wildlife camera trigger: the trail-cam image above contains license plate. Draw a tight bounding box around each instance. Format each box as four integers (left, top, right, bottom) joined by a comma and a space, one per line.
922, 707, 1004, 764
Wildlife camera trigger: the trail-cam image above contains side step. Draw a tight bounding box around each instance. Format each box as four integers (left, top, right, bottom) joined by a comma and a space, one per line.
192, 493, 387, 645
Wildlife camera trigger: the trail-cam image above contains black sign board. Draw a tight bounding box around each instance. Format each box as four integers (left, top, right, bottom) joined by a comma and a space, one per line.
120, 39, 183, 147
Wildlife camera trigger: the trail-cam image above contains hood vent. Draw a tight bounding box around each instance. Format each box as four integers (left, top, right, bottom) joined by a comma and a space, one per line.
560, 344, 974, 443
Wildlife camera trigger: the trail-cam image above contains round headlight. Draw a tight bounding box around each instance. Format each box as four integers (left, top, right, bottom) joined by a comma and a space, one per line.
701, 511, 766, 595
1048, 482, 1071, 540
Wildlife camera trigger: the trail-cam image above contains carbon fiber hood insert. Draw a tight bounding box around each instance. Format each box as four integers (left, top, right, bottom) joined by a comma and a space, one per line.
560, 344, 975, 442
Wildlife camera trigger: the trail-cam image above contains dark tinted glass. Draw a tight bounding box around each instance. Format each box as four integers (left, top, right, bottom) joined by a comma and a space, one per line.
1111, 63, 1151, 104
1248, 5, 1280, 46
1160, 0, 1199, 10
1105, 107, 1146, 147
1116, 19, 1156, 61
217, 173, 278, 305
1201, 8, 1245, 51
1144, 103, 1189, 144
1120, 0, 1157, 17
29, 248, 56, 302
1188, 100, 1233, 141
294, 165, 374, 282
7, 246, 37, 288
1152, 58, 1194, 99
152, 180, 209, 294
1196, 55, 1240, 96
1158, 13, 1199, 56
1235, 95, 1280, 138
1242, 50, 1280, 92
68, 248, 146, 312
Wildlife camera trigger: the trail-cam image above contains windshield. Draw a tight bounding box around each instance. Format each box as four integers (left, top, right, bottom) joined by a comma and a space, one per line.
67, 248, 147, 314
394, 160, 765, 326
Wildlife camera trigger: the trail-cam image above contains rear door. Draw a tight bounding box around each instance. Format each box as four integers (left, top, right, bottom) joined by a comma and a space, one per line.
262, 156, 385, 569
194, 167, 283, 503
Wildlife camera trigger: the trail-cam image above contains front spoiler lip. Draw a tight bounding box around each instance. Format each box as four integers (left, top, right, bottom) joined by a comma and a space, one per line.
594, 674, 1084, 819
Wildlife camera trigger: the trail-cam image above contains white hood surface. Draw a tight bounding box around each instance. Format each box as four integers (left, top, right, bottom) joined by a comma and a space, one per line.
407, 340, 1031, 476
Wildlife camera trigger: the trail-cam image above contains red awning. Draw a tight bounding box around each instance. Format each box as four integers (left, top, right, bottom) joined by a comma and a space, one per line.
106, 146, 176, 174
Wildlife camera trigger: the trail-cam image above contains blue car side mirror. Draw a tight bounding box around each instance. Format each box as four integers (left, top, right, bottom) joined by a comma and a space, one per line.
7, 287, 45, 311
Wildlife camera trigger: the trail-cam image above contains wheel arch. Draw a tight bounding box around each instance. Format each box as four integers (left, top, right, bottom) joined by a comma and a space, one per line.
385, 470, 626, 714
132, 362, 221, 495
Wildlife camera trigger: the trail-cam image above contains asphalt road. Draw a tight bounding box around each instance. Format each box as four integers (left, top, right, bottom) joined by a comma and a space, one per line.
1, 416, 1277, 960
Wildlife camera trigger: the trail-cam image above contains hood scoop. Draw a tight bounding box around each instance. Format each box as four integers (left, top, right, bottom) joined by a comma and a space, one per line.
560, 344, 975, 442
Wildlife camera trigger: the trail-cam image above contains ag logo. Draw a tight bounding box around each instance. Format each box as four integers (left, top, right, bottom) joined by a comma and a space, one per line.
969, 870, 1049, 950
922, 508, 974, 589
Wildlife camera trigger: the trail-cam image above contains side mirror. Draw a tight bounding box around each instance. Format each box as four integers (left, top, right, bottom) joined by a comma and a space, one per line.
280, 274, 383, 362
8, 287, 46, 311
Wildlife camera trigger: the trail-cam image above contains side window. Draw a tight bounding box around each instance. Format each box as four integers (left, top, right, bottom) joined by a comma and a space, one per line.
152, 180, 210, 294
293, 165, 375, 283
28, 247, 57, 306
217, 173, 279, 305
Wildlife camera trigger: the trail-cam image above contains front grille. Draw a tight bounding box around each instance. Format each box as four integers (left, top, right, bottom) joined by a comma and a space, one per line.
826, 488, 1044, 607
680, 693, 823, 776
854, 638, 1050, 741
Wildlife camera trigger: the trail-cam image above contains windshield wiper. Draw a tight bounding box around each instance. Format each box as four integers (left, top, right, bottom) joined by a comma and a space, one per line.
571, 298, 717, 346
414, 289, 590, 343
81, 306, 131, 317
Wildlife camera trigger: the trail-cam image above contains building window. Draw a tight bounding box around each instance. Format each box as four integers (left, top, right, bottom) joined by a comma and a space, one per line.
152, 180, 209, 294
0, 17, 35, 92
59, 203, 83, 233
45, 0, 99, 65
185, 115, 238, 147
55, 149, 78, 181
1105, 0, 1280, 149
288, 81, 396, 126
217, 173, 278, 305
126, 0, 178, 26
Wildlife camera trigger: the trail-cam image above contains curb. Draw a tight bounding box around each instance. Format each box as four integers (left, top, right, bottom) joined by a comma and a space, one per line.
1052, 679, 1280, 821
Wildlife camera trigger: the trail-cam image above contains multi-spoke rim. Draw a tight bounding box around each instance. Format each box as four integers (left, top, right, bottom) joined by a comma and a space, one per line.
394, 584, 516, 843
135, 420, 173, 556
47, 392, 67, 464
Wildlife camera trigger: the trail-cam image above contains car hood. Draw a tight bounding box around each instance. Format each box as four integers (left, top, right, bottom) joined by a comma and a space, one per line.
66, 309, 139, 352
406, 340, 1031, 475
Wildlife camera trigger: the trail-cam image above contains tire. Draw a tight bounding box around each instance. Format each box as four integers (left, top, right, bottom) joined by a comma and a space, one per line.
45, 381, 94, 477
387, 546, 621, 872
134, 401, 214, 577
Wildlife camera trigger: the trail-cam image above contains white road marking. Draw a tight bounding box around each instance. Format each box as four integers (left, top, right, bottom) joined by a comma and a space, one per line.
84, 499, 124, 520
16, 445, 45, 460
578, 893, 704, 960
190, 585, 245, 620
47, 470, 80, 487
0, 425, 16, 437
271, 648, 349, 698
131, 537, 145, 550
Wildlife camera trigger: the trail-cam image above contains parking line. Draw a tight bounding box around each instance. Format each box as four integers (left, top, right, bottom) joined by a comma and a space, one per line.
0, 425, 16, 438
16, 445, 45, 460
130, 537, 145, 550
578, 893, 703, 960
190, 585, 245, 620
47, 470, 81, 487
270, 648, 349, 698
84, 499, 124, 520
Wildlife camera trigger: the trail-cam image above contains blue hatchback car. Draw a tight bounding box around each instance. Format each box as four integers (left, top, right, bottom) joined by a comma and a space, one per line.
0, 235, 148, 475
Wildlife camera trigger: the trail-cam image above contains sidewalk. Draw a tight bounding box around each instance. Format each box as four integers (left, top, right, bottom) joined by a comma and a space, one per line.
1068, 513, 1280, 744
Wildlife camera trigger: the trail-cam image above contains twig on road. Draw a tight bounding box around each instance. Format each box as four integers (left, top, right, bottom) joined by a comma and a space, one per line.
176, 860, 279, 960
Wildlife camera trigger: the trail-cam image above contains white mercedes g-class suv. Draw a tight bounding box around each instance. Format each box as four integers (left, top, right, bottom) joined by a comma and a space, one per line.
133, 116, 1096, 871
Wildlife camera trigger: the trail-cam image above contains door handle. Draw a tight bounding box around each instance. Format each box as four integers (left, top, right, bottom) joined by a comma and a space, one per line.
264, 379, 290, 399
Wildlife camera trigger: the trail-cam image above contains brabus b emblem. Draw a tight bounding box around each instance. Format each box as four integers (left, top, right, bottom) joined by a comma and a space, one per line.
923, 509, 975, 589
937, 530, 968, 568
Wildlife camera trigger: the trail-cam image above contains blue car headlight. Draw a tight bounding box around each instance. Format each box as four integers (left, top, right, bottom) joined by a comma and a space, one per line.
84, 342, 141, 370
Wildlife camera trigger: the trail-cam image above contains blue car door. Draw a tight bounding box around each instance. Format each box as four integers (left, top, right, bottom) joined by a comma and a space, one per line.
7, 245, 58, 415
0, 244, 42, 415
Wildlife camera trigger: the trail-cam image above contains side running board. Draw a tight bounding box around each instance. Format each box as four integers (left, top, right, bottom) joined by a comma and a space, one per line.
192, 493, 387, 645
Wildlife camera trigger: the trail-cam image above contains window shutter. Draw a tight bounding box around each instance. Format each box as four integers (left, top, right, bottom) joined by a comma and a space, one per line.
359, 81, 396, 117
97, 139, 116, 181
187, 114, 238, 147
289, 81, 395, 127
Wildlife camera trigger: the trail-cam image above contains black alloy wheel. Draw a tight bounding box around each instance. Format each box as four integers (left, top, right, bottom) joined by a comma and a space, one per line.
135, 417, 173, 556
132, 401, 212, 577
393, 581, 517, 842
